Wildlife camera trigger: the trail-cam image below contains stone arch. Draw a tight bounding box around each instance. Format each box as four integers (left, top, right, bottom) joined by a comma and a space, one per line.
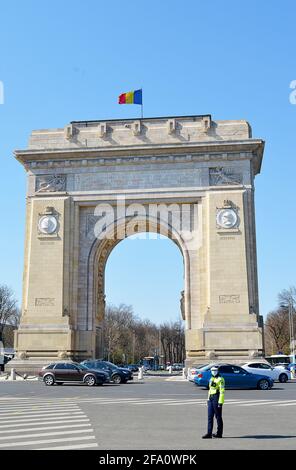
86, 214, 191, 356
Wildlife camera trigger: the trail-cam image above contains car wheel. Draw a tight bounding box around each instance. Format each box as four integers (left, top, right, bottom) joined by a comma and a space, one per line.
279, 373, 288, 383
84, 375, 96, 386
43, 374, 55, 386
113, 374, 122, 384
257, 379, 269, 390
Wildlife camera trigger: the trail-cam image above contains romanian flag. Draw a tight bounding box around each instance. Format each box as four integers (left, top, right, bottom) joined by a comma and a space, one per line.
118, 89, 142, 105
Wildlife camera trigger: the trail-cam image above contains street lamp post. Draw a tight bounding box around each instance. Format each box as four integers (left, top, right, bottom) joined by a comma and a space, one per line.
281, 299, 295, 363
288, 300, 295, 363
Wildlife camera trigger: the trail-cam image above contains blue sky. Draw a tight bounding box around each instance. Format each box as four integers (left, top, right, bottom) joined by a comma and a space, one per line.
0, 1, 295, 324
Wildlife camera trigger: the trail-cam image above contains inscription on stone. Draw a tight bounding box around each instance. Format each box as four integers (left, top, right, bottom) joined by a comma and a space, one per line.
35, 298, 55, 306
75, 168, 201, 191
219, 295, 240, 304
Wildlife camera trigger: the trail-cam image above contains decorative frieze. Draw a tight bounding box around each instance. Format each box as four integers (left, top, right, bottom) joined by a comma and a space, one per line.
29, 153, 251, 171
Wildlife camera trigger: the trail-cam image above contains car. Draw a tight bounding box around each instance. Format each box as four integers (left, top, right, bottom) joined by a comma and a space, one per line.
39, 362, 110, 386
125, 364, 139, 372
241, 361, 291, 383
81, 360, 133, 384
166, 363, 184, 371
172, 363, 184, 371
187, 364, 209, 382
193, 363, 274, 390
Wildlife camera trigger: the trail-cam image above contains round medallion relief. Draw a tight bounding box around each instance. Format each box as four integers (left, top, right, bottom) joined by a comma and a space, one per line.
38, 215, 58, 234
216, 208, 238, 229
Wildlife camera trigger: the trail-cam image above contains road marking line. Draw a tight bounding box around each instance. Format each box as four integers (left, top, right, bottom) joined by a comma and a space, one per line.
0, 405, 80, 413
271, 402, 296, 407
38, 443, 99, 450
0, 435, 96, 448
131, 400, 200, 405
0, 419, 90, 429
0, 415, 87, 425
0, 423, 92, 434
0, 400, 80, 406
0, 428, 94, 441
0, 412, 85, 422
64, 398, 207, 405
237, 401, 280, 407
0, 408, 81, 417
224, 400, 275, 405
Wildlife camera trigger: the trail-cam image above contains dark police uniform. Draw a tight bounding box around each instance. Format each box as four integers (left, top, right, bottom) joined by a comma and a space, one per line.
205, 374, 225, 438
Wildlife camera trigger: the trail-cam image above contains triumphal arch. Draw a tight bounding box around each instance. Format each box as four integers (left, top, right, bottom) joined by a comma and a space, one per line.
14, 115, 265, 367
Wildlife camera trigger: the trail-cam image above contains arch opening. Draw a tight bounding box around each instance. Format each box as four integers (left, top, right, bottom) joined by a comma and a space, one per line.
86, 216, 191, 363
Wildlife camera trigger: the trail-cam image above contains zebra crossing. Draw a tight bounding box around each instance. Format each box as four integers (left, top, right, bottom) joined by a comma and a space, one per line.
0, 398, 98, 450
0, 394, 295, 449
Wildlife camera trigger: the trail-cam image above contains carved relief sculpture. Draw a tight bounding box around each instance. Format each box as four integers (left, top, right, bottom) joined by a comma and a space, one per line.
36, 175, 66, 193
210, 167, 243, 186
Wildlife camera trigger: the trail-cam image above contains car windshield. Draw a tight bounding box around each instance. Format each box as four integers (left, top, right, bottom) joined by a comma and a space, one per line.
202, 364, 218, 371
103, 361, 119, 370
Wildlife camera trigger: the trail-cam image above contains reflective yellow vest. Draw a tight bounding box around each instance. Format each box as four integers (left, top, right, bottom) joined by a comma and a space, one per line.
208, 375, 225, 404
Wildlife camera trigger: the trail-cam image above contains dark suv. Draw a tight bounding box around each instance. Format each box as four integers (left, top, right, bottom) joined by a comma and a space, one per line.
81, 360, 133, 384
39, 362, 110, 386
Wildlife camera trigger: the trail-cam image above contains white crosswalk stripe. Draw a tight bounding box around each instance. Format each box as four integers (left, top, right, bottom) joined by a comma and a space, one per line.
0, 419, 90, 429
0, 413, 85, 424
0, 435, 97, 449
0, 399, 98, 450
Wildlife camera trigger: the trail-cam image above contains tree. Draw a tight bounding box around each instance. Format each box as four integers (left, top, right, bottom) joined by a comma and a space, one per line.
278, 286, 296, 309
265, 308, 290, 355
160, 320, 185, 364
102, 304, 185, 365
0, 285, 20, 346
264, 286, 296, 355
103, 304, 134, 363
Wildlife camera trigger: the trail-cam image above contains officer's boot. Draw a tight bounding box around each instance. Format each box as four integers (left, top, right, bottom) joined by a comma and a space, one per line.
202, 434, 212, 439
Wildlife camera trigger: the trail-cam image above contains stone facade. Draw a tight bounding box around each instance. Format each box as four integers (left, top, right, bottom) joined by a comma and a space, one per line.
14, 115, 265, 367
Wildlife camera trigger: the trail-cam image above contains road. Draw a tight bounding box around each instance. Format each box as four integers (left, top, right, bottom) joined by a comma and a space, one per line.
0, 376, 295, 450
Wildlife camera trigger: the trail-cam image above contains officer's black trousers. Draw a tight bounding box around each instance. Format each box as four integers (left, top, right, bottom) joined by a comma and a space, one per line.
207, 395, 223, 436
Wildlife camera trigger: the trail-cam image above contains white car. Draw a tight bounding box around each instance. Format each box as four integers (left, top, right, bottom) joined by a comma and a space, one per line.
241, 362, 290, 383
187, 364, 209, 382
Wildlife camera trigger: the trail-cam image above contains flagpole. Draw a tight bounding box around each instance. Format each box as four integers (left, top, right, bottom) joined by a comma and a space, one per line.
141, 88, 143, 119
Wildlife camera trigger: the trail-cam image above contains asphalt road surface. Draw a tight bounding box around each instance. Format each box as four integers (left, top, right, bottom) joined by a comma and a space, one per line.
0, 376, 295, 450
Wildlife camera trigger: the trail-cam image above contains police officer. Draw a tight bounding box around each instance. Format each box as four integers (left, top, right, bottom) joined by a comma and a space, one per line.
202, 365, 225, 439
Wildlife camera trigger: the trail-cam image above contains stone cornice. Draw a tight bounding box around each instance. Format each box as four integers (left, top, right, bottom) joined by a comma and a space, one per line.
15, 139, 264, 175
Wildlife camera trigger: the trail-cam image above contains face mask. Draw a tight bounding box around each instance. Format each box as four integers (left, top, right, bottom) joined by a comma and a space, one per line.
211, 370, 218, 377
